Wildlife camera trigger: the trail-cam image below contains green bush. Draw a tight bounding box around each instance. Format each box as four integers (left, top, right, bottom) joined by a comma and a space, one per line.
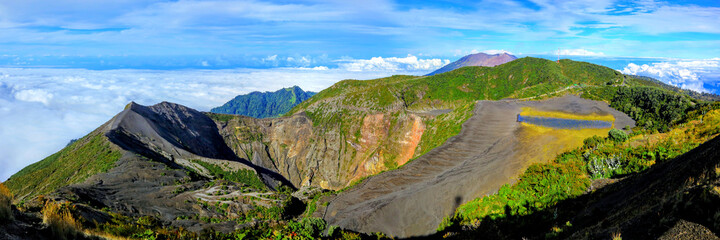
608, 129, 629, 143
583, 135, 605, 148
191, 160, 267, 191
286, 217, 327, 239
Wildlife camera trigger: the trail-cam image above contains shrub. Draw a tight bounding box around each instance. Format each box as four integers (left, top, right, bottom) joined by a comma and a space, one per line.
608, 129, 629, 143
286, 217, 327, 238
42, 201, 82, 240
0, 182, 13, 222
583, 135, 605, 148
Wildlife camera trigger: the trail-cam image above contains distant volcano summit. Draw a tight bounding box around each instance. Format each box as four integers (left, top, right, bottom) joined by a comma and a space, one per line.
427, 52, 517, 75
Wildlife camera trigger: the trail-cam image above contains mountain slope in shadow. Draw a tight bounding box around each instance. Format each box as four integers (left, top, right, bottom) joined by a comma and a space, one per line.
440, 132, 720, 239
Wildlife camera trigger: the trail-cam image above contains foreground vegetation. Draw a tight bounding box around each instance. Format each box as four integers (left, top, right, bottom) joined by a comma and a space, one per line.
0, 183, 12, 222
191, 160, 268, 191
440, 86, 720, 236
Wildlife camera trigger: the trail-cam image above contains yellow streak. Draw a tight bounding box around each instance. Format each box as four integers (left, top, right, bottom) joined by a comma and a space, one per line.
520, 107, 615, 122
517, 122, 611, 166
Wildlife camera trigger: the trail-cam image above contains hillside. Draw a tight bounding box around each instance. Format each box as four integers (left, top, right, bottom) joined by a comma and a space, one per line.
439, 105, 720, 239
427, 52, 517, 75
4, 56, 718, 239
210, 86, 315, 118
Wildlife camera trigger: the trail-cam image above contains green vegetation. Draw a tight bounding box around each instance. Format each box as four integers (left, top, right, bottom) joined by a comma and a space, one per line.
582, 85, 704, 133
292, 58, 621, 115
211, 86, 316, 118
190, 160, 267, 191
96, 211, 386, 240
42, 201, 82, 240
440, 97, 720, 236
205, 112, 236, 122
5, 133, 122, 201
608, 129, 628, 142
0, 183, 12, 222
611, 87, 693, 132
415, 103, 474, 157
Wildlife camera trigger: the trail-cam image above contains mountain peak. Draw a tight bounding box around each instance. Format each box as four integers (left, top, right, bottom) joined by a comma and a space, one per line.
210, 86, 316, 118
427, 52, 517, 76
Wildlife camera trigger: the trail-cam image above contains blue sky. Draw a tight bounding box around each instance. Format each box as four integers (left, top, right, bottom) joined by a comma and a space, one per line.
0, 0, 719, 68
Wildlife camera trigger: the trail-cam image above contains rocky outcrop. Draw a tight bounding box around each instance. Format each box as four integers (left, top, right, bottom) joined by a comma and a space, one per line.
214, 111, 427, 190
106, 102, 240, 163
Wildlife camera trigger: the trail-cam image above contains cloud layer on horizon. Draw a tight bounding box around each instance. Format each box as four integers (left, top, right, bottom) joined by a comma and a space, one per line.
337, 55, 449, 72
620, 58, 720, 93
0, 66, 433, 181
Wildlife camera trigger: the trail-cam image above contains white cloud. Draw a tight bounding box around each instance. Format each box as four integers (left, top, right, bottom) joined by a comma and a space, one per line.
264, 55, 278, 62
557, 49, 605, 56
14, 89, 54, 105
293, 66, 329, 71
0, 67, 428, 181
620, 59, 720, 93
482, 49, 513, 55
338, 55, 449, 72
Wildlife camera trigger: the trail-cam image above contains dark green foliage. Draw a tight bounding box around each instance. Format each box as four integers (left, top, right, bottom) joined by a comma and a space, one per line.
211, 86, 316, 118
611, 87, 692, 132
5, 133, 122, 201
608, 129, 628, 143
285, 217, 327, 239
190, 160, 267, 191
205, 112, 235, 122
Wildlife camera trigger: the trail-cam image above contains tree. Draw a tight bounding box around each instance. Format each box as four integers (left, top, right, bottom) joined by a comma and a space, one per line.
608, 129, 629, 143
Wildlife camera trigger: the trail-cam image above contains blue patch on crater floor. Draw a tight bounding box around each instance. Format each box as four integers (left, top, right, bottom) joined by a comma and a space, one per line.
518, 115, 612, 129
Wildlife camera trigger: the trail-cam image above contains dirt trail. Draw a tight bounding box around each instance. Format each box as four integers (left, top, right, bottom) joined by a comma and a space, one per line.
322, 96, 634, 238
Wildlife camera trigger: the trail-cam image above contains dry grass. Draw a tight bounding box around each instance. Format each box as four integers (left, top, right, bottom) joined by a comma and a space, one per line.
518, 122, 610, 165
42, 200, 83, 240
520, 107, 616, 122
0, 182, 13, 222
83, 229, 131, 240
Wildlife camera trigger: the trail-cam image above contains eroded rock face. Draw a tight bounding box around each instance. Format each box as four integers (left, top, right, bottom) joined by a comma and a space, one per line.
215, 111, 427, 190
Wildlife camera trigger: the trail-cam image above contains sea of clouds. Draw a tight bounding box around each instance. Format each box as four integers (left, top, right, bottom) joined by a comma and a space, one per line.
620, 58, 720, 93
0, 64, 440, 181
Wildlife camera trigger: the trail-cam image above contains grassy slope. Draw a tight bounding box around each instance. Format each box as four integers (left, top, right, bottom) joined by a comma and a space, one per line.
287, 58, 625, 166
5, 132, 122, 201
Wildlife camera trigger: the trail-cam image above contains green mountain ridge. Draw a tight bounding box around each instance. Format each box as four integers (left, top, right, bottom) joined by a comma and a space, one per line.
211, 85, 316, 118
3, 56, 720, 239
